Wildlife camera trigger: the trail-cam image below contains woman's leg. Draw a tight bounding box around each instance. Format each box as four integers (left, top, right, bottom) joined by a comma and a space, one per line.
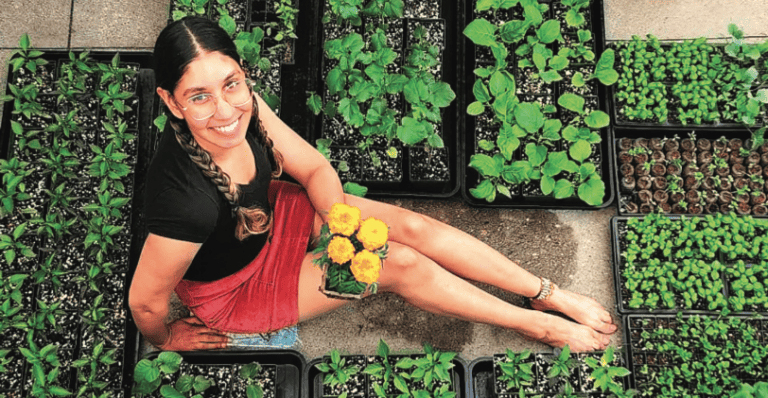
342, 195, 616, 335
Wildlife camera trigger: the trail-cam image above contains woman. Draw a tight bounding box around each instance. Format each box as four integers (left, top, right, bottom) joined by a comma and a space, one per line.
128, 17, 616, 353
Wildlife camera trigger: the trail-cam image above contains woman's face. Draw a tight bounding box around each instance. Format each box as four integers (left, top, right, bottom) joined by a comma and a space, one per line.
158, 51, 253, 156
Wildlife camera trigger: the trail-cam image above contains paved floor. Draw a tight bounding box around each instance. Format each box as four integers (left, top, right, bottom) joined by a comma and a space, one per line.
1, 0, 766, 362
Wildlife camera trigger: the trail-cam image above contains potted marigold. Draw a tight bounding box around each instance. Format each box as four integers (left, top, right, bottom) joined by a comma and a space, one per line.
312, 203, 389, 299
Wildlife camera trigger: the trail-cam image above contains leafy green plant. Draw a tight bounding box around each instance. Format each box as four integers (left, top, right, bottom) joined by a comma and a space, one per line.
315, 349, 362, 398
0, 271, 28, 337
101, 119, 135, 150
410, 342, 456, 392
96, 53, 136, 87
19, 334, 72, 397
30, 210, 77, 242
95, 82, 133, 121
5, 83, 50, 123
274, 0, 299, 42
172, 0, 209, 21
132, 351, 183, 395
363, 339, 412, 397
324, 0, 364, 26
0, 158, 32, 217
583, 347, 633, 396
0, 223, 36, 267
30, 253, 68, 291
496, 348, 535, 392
546, 345, 576, 379
72, 340, 118, 398
87, 141, 131, 193
238, 362, 267, 398
8, 33, 48, 74
83, 215, 123, 263
43, 182, 77, 212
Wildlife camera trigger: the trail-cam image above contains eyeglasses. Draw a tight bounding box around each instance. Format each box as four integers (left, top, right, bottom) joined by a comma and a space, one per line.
175, 78, 254, 121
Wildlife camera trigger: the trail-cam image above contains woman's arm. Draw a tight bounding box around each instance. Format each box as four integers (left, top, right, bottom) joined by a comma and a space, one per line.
255, 94, 345, 220
129, 233, 228, 350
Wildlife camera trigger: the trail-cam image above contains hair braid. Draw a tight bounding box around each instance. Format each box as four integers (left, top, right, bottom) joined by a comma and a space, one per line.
171, 120, 272, 241
252, 98, 284, 178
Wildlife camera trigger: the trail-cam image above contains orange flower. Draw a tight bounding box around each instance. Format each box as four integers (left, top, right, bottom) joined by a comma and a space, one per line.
328, 203, 361, 236
327, 236, 355, 264
356, 217, 389, 251
350, 250, 382, 284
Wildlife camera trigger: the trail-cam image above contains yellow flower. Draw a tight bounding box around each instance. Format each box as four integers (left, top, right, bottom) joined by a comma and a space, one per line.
328, 203, 361, 236
357, 217, 389, 251
350, 250, 382, 285
327, 236, 355, 264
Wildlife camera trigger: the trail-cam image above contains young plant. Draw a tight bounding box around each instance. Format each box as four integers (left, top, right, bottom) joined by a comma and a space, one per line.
6, 83, 50, 122
363, 339, 412, 397
315, 349, 362, 397
72, 340, 118, 398
172, 0, 210, 21
83, 215, 124, 263
0, 271, 28, 336
87, 141, 131, 193
274, 0, 299, 41
410, 342, 456, 391
43, 182, 77, 212
101, 118, 136, 150
19, 334, 72, 397
31, 253, 68, 290
0, 158, 33, 217
30, 210, 77, 242
0, 223, 36, 267
95, 82, 134, 121
583, 347, 633, 397
547, 345, 576, 379
8, 33, 48, 74
238, 362, 267, 398
496, 348, 535, 391
132, 351, 183, 395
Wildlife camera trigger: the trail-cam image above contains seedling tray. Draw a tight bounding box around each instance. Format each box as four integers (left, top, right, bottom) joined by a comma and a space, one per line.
461, 0, 617, 209
607, 41, 767, 129
611, 127, 768, 217
139, 350, 305, 398
304, 354, 468, 398
305, 0, 462, 198
470, 350, 631, 398
0, 50, 155, 396
623, 314, 768, 396
611, 215, 768, 316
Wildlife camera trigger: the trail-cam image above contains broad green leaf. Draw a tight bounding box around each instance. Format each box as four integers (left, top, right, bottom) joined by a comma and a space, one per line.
326, 68, 345, 96
499, 20, 530, 44
467, 101, 485, 115
569, 140, 592, 162
501, 161, 533, 184
523, 4, 543, 25
343, 182, 368, 197
579, 163, 597, 180
514, 102, 544, 133
307, 92, 323, 115
549, 55, 569, 71
497, 132, 520, 161
463, 19, 498, 47
497, 185, 512, 198
565, 9, 585, 27
584, 111, 610, 129
542, 151, 568, 176
536, 20, 561, 44
429, 81, 455, 108
469, 154, 501, 177
489, 71, 510, 97
572, 72, 586, 87
541, 175, 555, 195
525, 143, 547, 167
469, 179, 495, 201
553, 179, 574, 199
562, 125, 579, 141
542, 119, 562, 141
577, 177, 605, 206
492, 90, 519, 125
558, 93, 585, 114
473, 80, 491, 103
539, 70, 562, 83
756, 89, 768, 103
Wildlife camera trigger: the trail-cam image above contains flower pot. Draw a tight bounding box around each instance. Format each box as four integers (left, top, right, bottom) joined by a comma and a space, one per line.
320, 263, 377, 300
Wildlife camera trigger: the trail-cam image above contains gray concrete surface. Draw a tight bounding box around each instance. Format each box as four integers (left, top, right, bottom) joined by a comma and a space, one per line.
1, 0, 767, 364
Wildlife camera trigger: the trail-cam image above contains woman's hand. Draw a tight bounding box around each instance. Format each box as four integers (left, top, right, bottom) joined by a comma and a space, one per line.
158, 316, 229, 351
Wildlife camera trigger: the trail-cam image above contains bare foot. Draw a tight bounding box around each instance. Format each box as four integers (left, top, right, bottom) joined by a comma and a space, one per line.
518, 311, 611, 352
530, 285, 617, 335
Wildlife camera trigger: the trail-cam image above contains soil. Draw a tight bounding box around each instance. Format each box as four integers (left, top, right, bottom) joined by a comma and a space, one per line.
179, 362, 232, 398
650, 163, 666, 176
619, 163, 634, 176
409, 147, 450, 182
747, 152, 761, 164
737, 202, 751, 214
666, 150, 681, 162
636, 176, 652, 190
652, 177, 667, 191
230, 364, 276, 398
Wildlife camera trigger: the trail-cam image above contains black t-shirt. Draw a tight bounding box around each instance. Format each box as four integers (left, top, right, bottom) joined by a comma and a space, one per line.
144, 126, 273, 282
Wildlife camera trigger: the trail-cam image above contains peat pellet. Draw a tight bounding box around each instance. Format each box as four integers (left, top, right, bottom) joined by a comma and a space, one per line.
652, 177, 668, 191
624, 201, 639, 213
713, 139, 727, 152
761, 152, 768, 166
751, 192, 766, 205
686, 190, 701, 204
651, 150, 665, 163
673, 204, 687, 214
703, 189, 719, 204
658, 202, 672, 213
651, 163, 667, 176
621, 176, 636, 192
729, 153, 745, 165
688, 203, 703, 214
681, 138, 696, 152
747, 151, 761, 164
682, 151, 696, 163
667, 163, 682, 176
697, 151, 713, 165
634, 153, 649, 165
637, 189, 653, 203
705, 202, 720, 214
729, 138, 743, 152
637, 176, 653, 190
634, 137, 649, 149
719, 191, 734, 204
719, 178, 732, 192
732, 163, 747, 177
639, 203, 654, 214
753, 204, 768, 216
618, 138, 633, 151
620, 163, 634, 176
653, 190, 669, 203
697, 138, 712, 152
748, 164, 762, 176
649, 137, 664, 151
618, 151, 633, 164
671, 192, 685, 204
736, 202, 751, 215
664, 139, 680, 152
734, 177, 749, 190
666, 150, 681, 162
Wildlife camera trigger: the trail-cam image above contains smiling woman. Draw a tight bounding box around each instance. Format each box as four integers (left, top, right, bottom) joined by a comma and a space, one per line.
128, 17, 618, 353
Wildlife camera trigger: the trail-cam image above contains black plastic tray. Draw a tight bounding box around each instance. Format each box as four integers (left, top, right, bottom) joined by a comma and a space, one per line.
611, 215, 768, 316
460, 0, 616, 209
140, 350, 305, 398
304, 355, 468, 398
0, 50, 154, 396
610, 126, 767, 217
304, 0, 462, 198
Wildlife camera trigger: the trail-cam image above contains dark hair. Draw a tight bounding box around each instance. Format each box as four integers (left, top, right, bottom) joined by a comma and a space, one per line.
153, 17, 284, 241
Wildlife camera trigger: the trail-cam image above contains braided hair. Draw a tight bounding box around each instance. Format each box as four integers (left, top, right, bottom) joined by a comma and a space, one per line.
154, 17, 284, 241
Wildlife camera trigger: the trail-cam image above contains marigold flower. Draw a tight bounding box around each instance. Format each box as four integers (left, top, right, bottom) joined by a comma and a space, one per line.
350, 250, 382, 285
328, 203, 361, 236
356, 217, 389, 251
327, 236, 355, 264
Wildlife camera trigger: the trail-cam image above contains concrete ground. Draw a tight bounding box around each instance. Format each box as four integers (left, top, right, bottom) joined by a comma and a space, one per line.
1, 0, 766, 362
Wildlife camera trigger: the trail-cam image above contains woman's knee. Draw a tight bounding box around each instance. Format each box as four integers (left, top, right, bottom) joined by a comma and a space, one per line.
395, 211, 433, 243
380, 243, 429, 289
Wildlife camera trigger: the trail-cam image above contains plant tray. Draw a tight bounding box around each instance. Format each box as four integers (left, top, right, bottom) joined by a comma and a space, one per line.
623, 314, 768, 396
304, 354, 468, 398
470, 350, 631, 398
0, 50, 155, 397
305, 0, 462, 198
461, 0, 617, 209
611, 127, 768, 217
139, 350, 305, 398
608, 41, 767, 130
611, 215, 768, 316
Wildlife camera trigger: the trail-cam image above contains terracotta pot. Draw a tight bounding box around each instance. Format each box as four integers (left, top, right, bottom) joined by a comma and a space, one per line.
654, 190, 669, 203
719, 191, 733, 204
681, 151, 696, 164
697, 151, 713, 166
670, 192, 685, 204
637, 176, 653, 190
649, 137, 664, 151
751, 192, 766, 205
618, 138, 633, 151
634, 138, 649, 149
697, 138, 712, 152
664, 139, 680, 152
637, 189, 653, 203
666, 150, 681, 162
667, 164, 682, 176
686, 190, 701, 204
651, 163, 667, 177
681, 138, 696, 152
652, 177, 668, 191
618, 151, 633, 164
624, 202, 639, 213
753, 204, 767, 216
639, 203, 654, 214
729, 138, 743, 152
705, 202, 720, 214
621, 176, 636, 192
732, 163, 747, 178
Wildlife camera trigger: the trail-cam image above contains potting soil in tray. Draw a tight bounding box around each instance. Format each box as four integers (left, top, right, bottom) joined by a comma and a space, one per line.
306, 0, 461, 198
305, 354, 468, 398
623, 314, 768, 397
0, 50, 155, 396
609, 36, 768, 129
611, 214, 768, 315
470, 350, 631, 398
137, 350, 304, 398
461, 0, 617, 209
612, 127, 768, 217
